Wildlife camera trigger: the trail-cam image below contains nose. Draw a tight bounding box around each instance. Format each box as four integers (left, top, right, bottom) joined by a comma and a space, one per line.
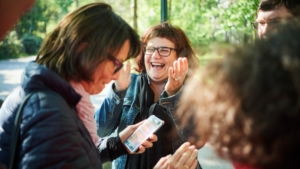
151, 49, 161, 58
259, 24, 269, 38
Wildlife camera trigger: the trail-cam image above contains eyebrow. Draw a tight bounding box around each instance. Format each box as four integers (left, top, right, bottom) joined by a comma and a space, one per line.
256, 16, 282, 22
108, 53, 124, 63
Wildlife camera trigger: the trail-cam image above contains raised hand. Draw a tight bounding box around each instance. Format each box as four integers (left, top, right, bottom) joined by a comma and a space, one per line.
165, 57, 188, 96
115, 61, 131, 91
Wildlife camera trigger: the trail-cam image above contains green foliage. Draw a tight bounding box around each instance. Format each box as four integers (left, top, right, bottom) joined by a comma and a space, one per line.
1, 0, 74, 59
0, 31, 24, 60
21, 34, 42, 55
1, 0, 260, 60
102, 162, 112, 169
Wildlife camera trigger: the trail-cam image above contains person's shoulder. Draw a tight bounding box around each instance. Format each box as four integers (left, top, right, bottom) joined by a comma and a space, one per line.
0, 86, 24, 113
23, 90, 73, 118
130, 72, 140, 79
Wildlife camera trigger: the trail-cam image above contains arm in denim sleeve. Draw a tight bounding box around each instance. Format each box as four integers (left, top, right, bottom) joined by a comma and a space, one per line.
159, 85, 184, 137
159, 85, 183, 111
95, 83, 127, 137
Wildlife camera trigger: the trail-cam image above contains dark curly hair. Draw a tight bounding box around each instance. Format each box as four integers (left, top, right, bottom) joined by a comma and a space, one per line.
177, 20, 300, 169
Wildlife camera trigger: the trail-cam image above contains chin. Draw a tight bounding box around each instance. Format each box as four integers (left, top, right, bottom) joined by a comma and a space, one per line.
91, 87, 105, 95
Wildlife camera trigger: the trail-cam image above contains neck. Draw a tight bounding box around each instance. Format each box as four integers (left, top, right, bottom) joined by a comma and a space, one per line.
150, 80, 166, 102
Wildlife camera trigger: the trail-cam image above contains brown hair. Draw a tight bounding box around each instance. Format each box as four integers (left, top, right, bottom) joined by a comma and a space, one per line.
134, 22, 199, 73
258, 0, 300, 17
36, 2, 141, 82
177, 21, 300, 169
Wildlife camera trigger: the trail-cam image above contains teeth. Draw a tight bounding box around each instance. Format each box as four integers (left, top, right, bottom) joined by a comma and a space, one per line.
152, 63, 164, 66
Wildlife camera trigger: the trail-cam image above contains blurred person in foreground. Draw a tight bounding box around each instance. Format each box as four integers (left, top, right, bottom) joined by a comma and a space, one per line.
176, 20, 300, 169
0, 0, 35, 40
252, 0, 300, 39
0, 3, 157, 169
95, 22, 202, 169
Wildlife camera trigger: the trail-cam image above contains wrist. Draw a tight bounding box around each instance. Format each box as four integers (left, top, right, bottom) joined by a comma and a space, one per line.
107, 135, 128, 160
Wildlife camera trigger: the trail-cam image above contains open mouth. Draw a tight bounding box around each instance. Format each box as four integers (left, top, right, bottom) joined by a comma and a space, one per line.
151, 62, 165, 68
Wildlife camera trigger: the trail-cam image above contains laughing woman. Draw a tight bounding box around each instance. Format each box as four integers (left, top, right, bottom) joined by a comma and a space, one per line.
95, 23, 202, 169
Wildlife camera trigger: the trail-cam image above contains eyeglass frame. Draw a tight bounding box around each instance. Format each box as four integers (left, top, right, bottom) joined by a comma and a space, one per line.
143, 46, 176, 57
107, 53, 123, 74
251, 20, 283, 30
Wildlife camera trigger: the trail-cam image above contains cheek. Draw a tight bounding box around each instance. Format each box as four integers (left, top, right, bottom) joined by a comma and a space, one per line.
92, 64, 106, 82
144, 55, 151, 65
166, 55, 178, 66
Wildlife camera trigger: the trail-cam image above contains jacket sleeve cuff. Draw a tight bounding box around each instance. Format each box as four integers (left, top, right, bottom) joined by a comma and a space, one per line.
111, 83, 127, 99
97, 136, 128, 162
159, 85, 183, 109
107, 135, 128, 160
97, 138, 111, 162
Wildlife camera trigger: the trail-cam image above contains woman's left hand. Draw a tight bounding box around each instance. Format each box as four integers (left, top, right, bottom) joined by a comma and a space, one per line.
165, 57, 188, 96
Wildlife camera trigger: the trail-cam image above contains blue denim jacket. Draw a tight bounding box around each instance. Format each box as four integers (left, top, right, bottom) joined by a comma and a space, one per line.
95, 73, 183, 169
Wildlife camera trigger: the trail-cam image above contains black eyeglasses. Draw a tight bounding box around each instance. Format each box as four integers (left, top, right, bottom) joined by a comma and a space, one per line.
144, 46, 176, 57
251, 20, 282, 30
107, 54, 123, 74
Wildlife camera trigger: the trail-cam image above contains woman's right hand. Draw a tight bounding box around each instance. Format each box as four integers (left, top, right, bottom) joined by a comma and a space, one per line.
115, 61, 131, 91
153, 142, 198, 169
119, 121, 158, 154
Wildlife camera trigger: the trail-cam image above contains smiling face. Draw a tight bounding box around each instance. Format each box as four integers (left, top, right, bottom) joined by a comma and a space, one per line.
256, 5, 292, 38
145, 37, 177, 83
81, 39, 129, 95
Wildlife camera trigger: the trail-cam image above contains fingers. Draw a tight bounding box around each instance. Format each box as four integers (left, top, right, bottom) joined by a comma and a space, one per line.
115, 61, 131, 91
153, 155, 172, 169
165, 58, 188, 96
172, 57, 188, 81
134, 134, 157, 154
172, 142, 198, 168
171, 142, 190, 161
124, 61, 131, 75
153, 143, 198, 169
148, 133, 158, 142
119, 120, 146, 143
189, 158, 198, 169
183, 148, 198, 168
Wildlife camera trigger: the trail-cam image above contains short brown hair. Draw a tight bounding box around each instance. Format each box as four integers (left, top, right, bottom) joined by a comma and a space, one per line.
258, 0, 300, 17
36, 3, 141, 82
134, 22, 199, 73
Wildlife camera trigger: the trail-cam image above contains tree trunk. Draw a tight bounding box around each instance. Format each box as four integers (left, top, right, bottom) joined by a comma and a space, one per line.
75, 0, 79, 8
133, 0, 138, 32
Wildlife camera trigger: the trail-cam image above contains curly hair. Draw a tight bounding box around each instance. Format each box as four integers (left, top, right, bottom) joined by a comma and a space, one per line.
176, 20, 300, 169
134, 22, 199, 74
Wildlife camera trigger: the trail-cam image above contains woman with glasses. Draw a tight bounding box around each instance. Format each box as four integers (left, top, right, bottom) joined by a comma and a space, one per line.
95, 23, 202, 169
0, 3, 158, 168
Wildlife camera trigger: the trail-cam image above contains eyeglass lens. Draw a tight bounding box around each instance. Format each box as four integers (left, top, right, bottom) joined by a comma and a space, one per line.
144, 46, 173, 56
108, 54, 123, 74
